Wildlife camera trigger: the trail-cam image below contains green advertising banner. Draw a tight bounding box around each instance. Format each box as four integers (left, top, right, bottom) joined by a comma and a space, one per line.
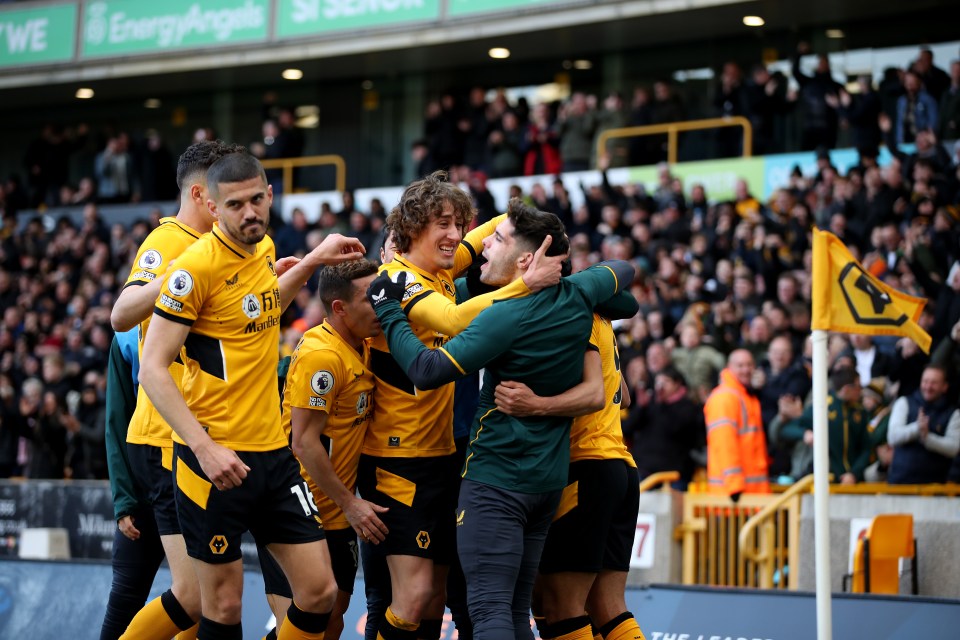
629, 156, 766, 203
447, 0, 555, 18
276, 0, 440, 38
81, 0, 268, 58
0, 4, 76, 68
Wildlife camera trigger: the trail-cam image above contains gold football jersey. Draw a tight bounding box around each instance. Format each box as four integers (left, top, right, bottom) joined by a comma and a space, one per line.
153, 225, 286, 451
364, 214, 531, 458
282, 320, 374, 530
569, 315, 635, 465
125, 217, 201, 448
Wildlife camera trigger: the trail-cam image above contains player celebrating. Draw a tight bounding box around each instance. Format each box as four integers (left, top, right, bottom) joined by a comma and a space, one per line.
284, 259, 387, 640
139, 152, 365, 640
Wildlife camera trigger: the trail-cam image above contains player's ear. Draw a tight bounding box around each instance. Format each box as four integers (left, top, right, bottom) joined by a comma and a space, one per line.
207, 199, 220, 220
331, 299, 346, 317
190, 183, 205, 205
517, 251, 533, 271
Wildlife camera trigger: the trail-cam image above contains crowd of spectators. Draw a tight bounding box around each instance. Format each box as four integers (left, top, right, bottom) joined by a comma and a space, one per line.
2, 44, 960, 488
413, 44, 960, 180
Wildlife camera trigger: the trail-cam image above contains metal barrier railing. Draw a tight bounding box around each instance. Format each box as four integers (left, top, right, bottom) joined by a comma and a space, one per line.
678, 492, 776, 588
595, 116, 753, 165
260, 154, 347, 195
638, 471, 680, 493
737, 474, 814, 590
828, 482, 960, 497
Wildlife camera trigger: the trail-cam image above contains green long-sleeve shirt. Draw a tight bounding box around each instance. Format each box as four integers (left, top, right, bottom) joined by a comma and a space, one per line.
780, 392, 873, 481
104, 334, 144, 520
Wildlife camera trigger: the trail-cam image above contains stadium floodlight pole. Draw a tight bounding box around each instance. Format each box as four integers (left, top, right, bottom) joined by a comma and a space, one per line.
811, 329, 833, 640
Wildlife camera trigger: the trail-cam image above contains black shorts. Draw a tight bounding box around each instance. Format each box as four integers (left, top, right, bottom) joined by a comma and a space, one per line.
173, 443, 325, 564
356, 454, 457, 564
326, 527, 360, 595
127, 443, 180, 536
539, 459, 640, 574
258, 541, 293, 598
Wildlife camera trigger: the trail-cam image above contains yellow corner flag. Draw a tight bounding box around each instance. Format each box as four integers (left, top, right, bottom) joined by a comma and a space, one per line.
811, 228, 931, 353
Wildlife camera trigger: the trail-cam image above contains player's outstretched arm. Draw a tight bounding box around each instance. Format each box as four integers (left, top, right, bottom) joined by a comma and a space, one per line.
368, 272, 465, 389
278, 234, 366, 310
290, 407, 389, 543
111, 277, 165, 331
406, 233, 566, 336
139, 314, 250, 489
495, 349, 604, 418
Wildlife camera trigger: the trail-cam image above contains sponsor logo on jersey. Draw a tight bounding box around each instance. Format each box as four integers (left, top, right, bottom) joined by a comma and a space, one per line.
356, 391, 369, 414
169, 269, 194, 297
159, 294, 183, 312
388, 436, 400, 447
402, 283, 424, 302
242, 293, 261, 319
224, 273, 241, 289
131, 270, 157, 282
311, 370, 335, 395
138, 249, 162, 269
243, 315, 278, 334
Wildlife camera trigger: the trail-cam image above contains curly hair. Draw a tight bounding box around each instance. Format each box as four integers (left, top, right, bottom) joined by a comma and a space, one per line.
386, 171, 475, 254
175, 140, 248, 191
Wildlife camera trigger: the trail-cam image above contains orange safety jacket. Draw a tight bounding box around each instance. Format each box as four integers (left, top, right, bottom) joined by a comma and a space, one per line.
703, 368, 770, 495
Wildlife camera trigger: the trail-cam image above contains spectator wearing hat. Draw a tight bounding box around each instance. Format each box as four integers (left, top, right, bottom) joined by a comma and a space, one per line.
862, 377, 894, 482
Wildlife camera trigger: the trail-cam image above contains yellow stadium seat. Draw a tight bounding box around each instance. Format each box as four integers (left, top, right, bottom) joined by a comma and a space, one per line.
844, 514, 918, 595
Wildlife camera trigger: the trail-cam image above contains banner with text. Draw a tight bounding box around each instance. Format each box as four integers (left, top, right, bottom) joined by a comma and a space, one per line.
80, 0, 269, 58
276, 0, 440, 39
0, 3, 76, 68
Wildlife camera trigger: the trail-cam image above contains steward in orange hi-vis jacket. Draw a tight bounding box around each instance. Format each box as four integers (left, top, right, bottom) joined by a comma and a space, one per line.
703, 350, 770, 498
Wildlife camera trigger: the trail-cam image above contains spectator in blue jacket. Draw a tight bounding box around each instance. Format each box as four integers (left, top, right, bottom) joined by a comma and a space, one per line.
896, 70, 940, 145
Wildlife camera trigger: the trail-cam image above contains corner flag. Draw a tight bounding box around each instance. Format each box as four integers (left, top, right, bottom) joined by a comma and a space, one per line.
811, 228, 931, 353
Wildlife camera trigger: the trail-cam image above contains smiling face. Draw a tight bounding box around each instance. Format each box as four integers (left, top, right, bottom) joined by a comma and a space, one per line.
728, 349, 755, 387
480, 218, 523, 286
406, 202, 463, 273
920, 367, 948, 403
208, 176, 272, 252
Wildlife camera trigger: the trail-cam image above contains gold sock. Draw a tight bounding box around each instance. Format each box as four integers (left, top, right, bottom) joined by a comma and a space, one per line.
119, 596, 183, 640
277, 601, 331, 640
603, 616, 645, 640
376, 607, 419, 640
174, 624, 199, 640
